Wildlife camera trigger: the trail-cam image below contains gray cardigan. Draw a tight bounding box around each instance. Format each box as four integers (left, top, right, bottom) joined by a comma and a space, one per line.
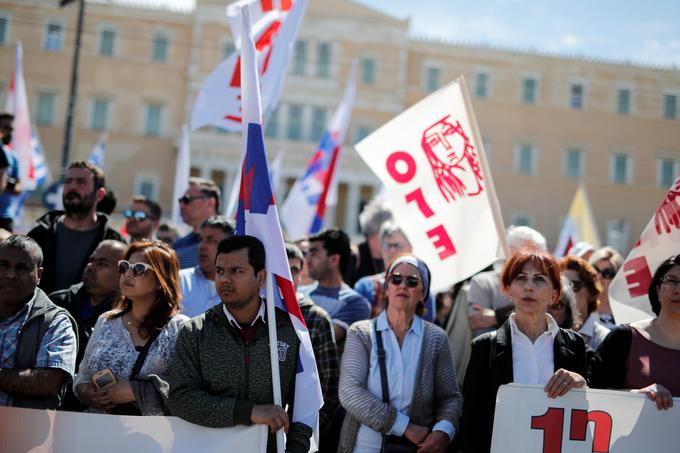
338, 318, 462, 452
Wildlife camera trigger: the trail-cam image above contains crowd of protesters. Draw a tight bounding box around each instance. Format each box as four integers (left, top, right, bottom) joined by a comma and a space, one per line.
0, 141, 678, 452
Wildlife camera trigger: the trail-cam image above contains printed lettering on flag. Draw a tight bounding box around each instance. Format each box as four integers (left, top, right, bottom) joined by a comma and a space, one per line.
355, 79, 502, 292
280, 63, 357, 240
235, 5, 323, 440
609, 177, 680, 324
190, 0, 307, 132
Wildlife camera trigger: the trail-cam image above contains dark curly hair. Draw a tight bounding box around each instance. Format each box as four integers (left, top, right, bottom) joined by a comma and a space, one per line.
648, 255, 680, 316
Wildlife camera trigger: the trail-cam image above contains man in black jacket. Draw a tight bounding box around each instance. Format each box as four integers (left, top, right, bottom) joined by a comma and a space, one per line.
28, 161, 125, 294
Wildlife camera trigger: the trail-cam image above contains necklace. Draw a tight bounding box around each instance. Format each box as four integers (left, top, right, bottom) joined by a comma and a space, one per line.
125, 313, 143, 328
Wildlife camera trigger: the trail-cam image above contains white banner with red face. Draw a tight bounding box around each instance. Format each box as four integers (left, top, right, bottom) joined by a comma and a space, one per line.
355, 80, 500, 292
491, 384, 680, 453
609, 177, 680, 324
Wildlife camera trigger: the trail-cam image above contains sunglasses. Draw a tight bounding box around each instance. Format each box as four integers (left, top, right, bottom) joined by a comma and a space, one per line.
124, 209, 149, 221
597, 268, 616, 280
178, 194, 208, 205
570, 280, 587, 292
388, 273, 420, 288
118, 260, 154, 277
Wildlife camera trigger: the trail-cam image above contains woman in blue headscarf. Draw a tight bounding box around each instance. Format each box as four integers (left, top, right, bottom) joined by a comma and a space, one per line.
338, 255, 461, 453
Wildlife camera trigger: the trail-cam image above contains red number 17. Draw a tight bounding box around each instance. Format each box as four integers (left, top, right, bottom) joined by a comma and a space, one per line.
531, 407, 613, 453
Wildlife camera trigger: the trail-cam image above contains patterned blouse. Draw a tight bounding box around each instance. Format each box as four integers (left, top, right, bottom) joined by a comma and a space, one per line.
74, 312, 188, 406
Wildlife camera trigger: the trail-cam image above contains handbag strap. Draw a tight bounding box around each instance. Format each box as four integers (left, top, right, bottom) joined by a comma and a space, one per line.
374, 319, 390, 404
130, 328, 162, 379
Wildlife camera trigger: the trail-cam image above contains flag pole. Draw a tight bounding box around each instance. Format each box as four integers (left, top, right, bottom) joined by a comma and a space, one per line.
458, 76, 510, 258
265, 273, 286, 453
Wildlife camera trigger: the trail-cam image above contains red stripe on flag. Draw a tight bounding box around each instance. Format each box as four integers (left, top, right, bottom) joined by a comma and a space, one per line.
260, 0, 274, 11
280, 0, 293, 11
315, 146, 340, 220
275, 274, 307, 327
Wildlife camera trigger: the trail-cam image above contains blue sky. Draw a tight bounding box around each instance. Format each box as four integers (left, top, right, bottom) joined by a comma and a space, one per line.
356, 0, 680, 68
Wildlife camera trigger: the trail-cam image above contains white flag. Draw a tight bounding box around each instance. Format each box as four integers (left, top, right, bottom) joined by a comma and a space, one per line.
609, 177, 680, 324
355, 78, 505, 292
7, 41, 37, 190
190, 0, 307, 132
171, 125, 191, 228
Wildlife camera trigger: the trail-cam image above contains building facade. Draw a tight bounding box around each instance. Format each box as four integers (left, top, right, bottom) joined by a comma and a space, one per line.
0, 0, 678, 252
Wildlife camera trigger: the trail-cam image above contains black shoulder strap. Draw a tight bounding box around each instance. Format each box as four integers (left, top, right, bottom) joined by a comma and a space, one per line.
488, 330, 497, 371
374, 319, 390, 404
130, 328, 162, 379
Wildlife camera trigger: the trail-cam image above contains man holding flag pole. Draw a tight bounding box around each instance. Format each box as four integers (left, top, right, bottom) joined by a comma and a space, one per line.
168, 5, 322, 453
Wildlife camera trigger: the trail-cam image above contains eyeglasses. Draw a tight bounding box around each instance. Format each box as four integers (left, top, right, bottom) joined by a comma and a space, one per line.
388, 273, 420, 288
178, 194, 208, 205
660, 277, 680, 290
118, 260, 154, 277
124, 209, 149, 221
570, 280, 587, 292
383, 242, 405, 252
597, 268, 616, 280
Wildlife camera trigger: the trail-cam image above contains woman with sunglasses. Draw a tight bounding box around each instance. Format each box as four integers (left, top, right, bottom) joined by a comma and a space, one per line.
591, 255, 680, 410
339, 255, 461, 453
588, 246, 624, 329
559, 256, 610, 350
74, 241, 188, 414
462, 249, 588, 453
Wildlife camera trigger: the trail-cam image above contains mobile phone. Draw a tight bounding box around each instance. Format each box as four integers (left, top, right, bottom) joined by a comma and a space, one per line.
92, 368, 118, 390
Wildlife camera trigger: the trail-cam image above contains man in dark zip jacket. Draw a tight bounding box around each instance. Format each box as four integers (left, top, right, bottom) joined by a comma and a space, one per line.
168, 235, 312, 453
28, 161, 124, 294
0, 235, 77, 409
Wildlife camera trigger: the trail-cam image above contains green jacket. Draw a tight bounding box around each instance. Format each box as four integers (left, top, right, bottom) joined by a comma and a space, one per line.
167, 303, 311, 453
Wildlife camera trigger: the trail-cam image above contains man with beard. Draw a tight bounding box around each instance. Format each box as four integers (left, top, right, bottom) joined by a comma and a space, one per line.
28, 161, 125, 294
0, 113, 21, 230
179, 216, 234, 318
48, 239, 126, 410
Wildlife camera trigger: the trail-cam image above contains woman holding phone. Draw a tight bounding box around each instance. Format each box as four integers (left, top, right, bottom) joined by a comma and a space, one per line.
74, 241, 188, 415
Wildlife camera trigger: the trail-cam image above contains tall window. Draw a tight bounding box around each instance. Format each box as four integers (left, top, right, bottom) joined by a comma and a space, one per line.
0, 15, 8, 45
610, 153, 632, 184
522, 77, 537, 104
310, 107, 327, 142
512, 213, 533, 227
353, 126, 371, 144
570, 83, 584, 109
287, 104, 303, 141
43, 22, 63, 52
617, 88, 631, 115
317, 42, 331, 78
292, 40, 307, 76
222, 41, 235, 60
90, 99, 110, 131
98, 28, 116, 57
664, 94, 677, 120
424, 66, 441, 92
144, 104, 162, 137
152, 33, 169, 62
135, 175, 159, 200
265, 106, 279, 138
515, 144, 536, 175
657, 158, 678, 188
474, 72, 489, 98
36, 92, 56, 126
564, 148, 583, 179
361, 57, 376, 84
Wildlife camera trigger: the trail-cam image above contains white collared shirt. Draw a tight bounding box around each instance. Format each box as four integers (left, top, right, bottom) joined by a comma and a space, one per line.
509, 313, 559, 385
222, 299, 266, 330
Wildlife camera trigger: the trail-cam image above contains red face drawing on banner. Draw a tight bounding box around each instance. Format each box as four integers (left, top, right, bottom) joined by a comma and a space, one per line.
421, 115, 484, 203
654, 179, 680, 235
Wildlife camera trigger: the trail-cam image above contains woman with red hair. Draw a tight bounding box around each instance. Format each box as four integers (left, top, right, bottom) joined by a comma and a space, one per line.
74, 241, 188, 415
461, 249, 588, 453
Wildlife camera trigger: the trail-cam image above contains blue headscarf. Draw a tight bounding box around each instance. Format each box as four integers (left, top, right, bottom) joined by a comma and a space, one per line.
386, 255, 431, 300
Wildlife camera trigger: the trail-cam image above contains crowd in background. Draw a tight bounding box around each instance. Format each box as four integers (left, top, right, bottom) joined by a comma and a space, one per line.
0, 111, 679, 453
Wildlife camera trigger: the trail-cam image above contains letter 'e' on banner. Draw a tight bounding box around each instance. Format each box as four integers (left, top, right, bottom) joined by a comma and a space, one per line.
355, 78, 506, 292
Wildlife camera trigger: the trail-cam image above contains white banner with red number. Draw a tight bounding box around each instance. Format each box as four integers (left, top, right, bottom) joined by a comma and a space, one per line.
0, 406, 268, 453
608, 176, 680, 325
355, 79, 501, 292
491, 384, 680, 453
